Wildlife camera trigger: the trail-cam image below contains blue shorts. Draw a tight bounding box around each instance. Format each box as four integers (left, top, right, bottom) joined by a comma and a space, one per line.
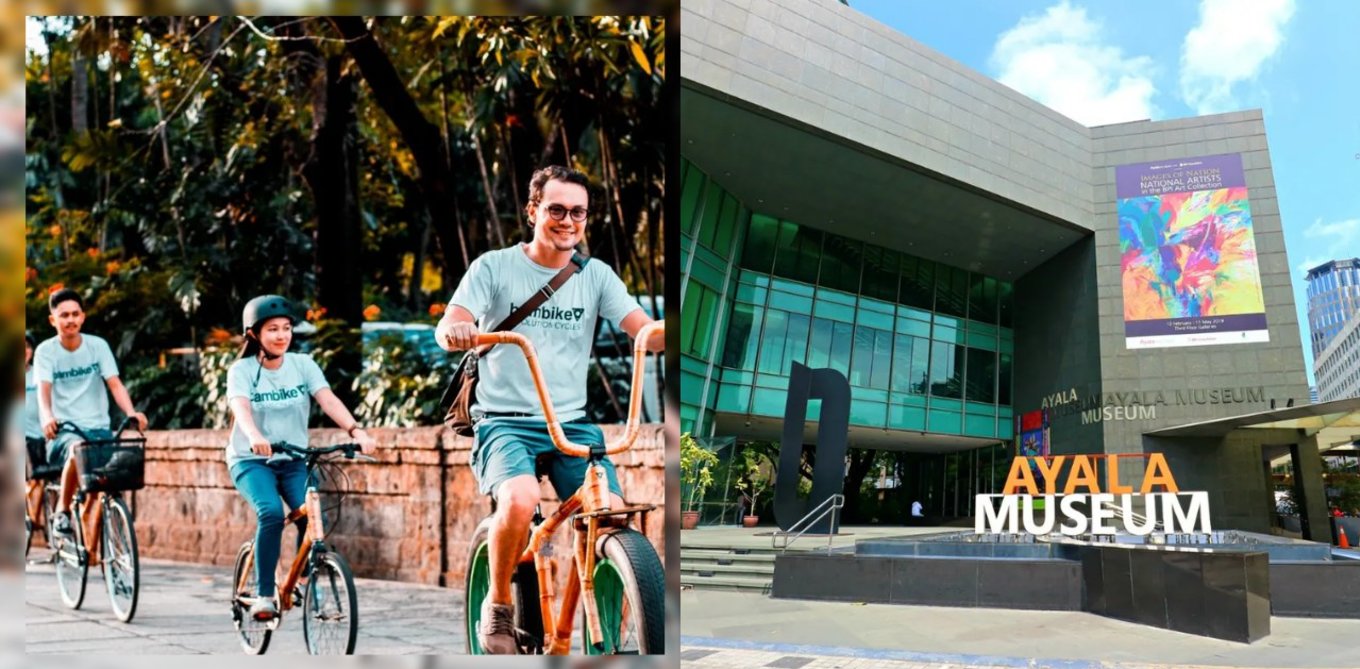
471, 418, 623, 502
47, 428, 114, 467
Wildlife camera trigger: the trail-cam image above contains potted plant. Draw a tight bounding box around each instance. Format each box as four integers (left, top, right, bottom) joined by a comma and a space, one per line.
736, 448, 772, 528
681, 433, 718, 530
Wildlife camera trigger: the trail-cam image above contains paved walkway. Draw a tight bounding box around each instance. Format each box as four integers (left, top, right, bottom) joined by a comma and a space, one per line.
26, 551, 469, 654
681, 590, 1360, 669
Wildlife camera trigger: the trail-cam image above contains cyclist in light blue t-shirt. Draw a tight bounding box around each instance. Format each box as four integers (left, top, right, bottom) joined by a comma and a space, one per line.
225, 294, 377, 622
436, 165, 664, 654
34, 289, 148, 541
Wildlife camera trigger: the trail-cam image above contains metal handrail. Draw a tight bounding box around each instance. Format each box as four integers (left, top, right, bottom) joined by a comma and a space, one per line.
772, 494, 845, 553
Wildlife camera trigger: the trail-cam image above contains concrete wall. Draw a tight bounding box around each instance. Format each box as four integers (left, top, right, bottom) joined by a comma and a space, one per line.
1089, 113, 1309, 452
1014, 236, 1105, 456
47, 426, 664, 594
681, 0, 1094, 230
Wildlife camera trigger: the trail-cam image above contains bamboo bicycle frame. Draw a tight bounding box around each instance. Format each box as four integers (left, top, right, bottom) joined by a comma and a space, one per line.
236, 485, 326, 615
473, 319, 663, 655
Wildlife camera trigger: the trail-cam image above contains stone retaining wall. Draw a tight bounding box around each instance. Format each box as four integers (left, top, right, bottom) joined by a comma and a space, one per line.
115, 425, 664, 590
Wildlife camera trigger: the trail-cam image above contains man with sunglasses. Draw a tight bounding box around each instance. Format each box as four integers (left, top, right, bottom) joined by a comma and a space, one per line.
436, 165, 663, 654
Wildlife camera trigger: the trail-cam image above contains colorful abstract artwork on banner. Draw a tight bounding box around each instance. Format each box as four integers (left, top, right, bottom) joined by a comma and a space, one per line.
1116, 153, 1268, 349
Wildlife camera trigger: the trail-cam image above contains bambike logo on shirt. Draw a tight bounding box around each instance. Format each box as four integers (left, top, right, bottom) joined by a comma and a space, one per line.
52, 362, 102, 381
251, 384, 310, 404
975, 453, 1212, 536
509, 302, 587, 332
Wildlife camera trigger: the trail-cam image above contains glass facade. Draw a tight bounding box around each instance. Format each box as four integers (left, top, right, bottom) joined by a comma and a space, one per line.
681, 158, 1014, 441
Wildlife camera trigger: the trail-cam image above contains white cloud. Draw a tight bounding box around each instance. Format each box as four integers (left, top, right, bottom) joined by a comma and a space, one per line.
1303, 217, 1360, 244
990, 2, 1158, 126
1296, 256, 1327, 278
1180, 0, 1295, 115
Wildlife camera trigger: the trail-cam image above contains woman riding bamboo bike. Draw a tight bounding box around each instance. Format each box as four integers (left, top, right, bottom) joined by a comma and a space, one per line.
223, 294, 376, 653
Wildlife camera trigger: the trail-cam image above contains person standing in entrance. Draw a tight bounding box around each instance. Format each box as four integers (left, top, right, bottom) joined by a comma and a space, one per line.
910, 499, 924, 526
34, 289, 148, 540
436, 165, 665, 654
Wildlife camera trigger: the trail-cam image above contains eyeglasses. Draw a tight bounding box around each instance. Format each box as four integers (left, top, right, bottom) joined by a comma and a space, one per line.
543, 203, 589, 222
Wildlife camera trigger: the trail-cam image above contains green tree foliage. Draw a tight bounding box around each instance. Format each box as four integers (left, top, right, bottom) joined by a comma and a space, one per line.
26, 16, 665, 427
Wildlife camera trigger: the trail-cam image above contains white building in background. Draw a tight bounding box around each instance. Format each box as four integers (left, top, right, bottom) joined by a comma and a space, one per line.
1315, 313, 1360, 402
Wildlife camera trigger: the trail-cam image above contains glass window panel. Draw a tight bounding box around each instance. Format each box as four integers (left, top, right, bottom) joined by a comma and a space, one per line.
697, 180, 724, 249
716, 383, 751, 414
964, 413, 996, 438
829, 321, 853, 375
721, 303, 762, 370
681, 285, 702, 356
898, 255, 935, 310
757, 309, 789, 375
773, 278, 816, 296
968, 274, 999, 325
857, 308, 893, 331
752, 387, 786, 416
818, 234, 864, 294
861, 247, 900, 302
740, 214, 779, 273
710, 193, 739, 258
896, 316, 931, 339
813, 299, 856, 323
966, 347, 996, 404
927, 410, 961, 435
929, 340, 963, 399
786, 313, 811, 370
889, 404, 926, 431
935, 265, 968, 317
998, 281, 1014, 328
850, 326, 873, 387
808, 318, 833, 369
910, 335, 930, 395
891, 335, 914, 393
998, 353, 1012, 406
850, 400, 887, 427
692, 289, 718, 358
769, 289, 813, 314
681, 160, 705, 237
932, 323, 960, 344
772, 222, 823, 284
870, 328, 893, 390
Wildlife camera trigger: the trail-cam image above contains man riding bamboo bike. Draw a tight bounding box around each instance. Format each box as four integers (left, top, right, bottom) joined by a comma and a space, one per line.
435, 165, 663, 654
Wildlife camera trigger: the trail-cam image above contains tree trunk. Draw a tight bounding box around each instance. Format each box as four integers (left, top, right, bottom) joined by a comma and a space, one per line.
842, 450, 878, 523
71, 39, 88, 136
471, 129, 506, 248
329, 16, 469, 276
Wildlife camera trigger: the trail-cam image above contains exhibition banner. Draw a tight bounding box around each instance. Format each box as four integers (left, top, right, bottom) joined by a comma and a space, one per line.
1116, 154, 1268, 349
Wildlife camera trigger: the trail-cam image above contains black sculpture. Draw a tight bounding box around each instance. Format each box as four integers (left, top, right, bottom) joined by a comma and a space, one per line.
775, 362, 851, 534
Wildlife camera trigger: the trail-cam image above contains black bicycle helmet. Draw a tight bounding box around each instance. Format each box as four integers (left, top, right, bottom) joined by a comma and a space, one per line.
241, 295, 297, 333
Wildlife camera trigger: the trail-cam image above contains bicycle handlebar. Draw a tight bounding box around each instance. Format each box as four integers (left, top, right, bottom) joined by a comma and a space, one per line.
474, 319, 663, 458
270, 442, 371, 463
56, 415, 143, 442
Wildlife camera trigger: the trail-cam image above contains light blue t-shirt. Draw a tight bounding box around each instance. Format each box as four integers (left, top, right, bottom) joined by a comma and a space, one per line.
33, 334, 119, 432
450, 245, 642, 422
225, 353, 330, 468
24, 367, 42, 439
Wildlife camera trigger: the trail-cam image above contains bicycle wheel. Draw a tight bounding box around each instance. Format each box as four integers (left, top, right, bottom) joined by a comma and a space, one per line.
42, 486, 59, 552
302, 549, 358, 655
101, 495, 139, 622
464, 519, 544, 655
232, 542, 272, 655
582, 528, 665, 655
54, 501, 88, 610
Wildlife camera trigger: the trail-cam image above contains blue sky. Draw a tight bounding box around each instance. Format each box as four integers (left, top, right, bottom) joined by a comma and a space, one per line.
852, 0, 1360, 386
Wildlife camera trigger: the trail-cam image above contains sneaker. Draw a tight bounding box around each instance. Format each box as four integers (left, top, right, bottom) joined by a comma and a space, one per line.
249, 596, 279, 621
477, 600, 519, 654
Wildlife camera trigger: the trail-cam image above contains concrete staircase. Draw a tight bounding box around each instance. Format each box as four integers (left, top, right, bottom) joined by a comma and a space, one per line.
680, 540, 779, 594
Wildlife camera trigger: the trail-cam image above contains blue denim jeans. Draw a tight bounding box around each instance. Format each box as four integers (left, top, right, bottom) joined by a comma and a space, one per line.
229, 458, 310, 597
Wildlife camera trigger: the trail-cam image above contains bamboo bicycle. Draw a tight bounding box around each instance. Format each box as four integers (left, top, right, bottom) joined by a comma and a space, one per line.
49, 418, 145, 623
230, 441, 374, 655
464, 319, 665, 655
25, 436, 61, 560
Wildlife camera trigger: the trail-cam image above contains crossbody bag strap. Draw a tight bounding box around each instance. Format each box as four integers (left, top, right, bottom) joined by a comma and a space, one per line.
474, 251, 589, 354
